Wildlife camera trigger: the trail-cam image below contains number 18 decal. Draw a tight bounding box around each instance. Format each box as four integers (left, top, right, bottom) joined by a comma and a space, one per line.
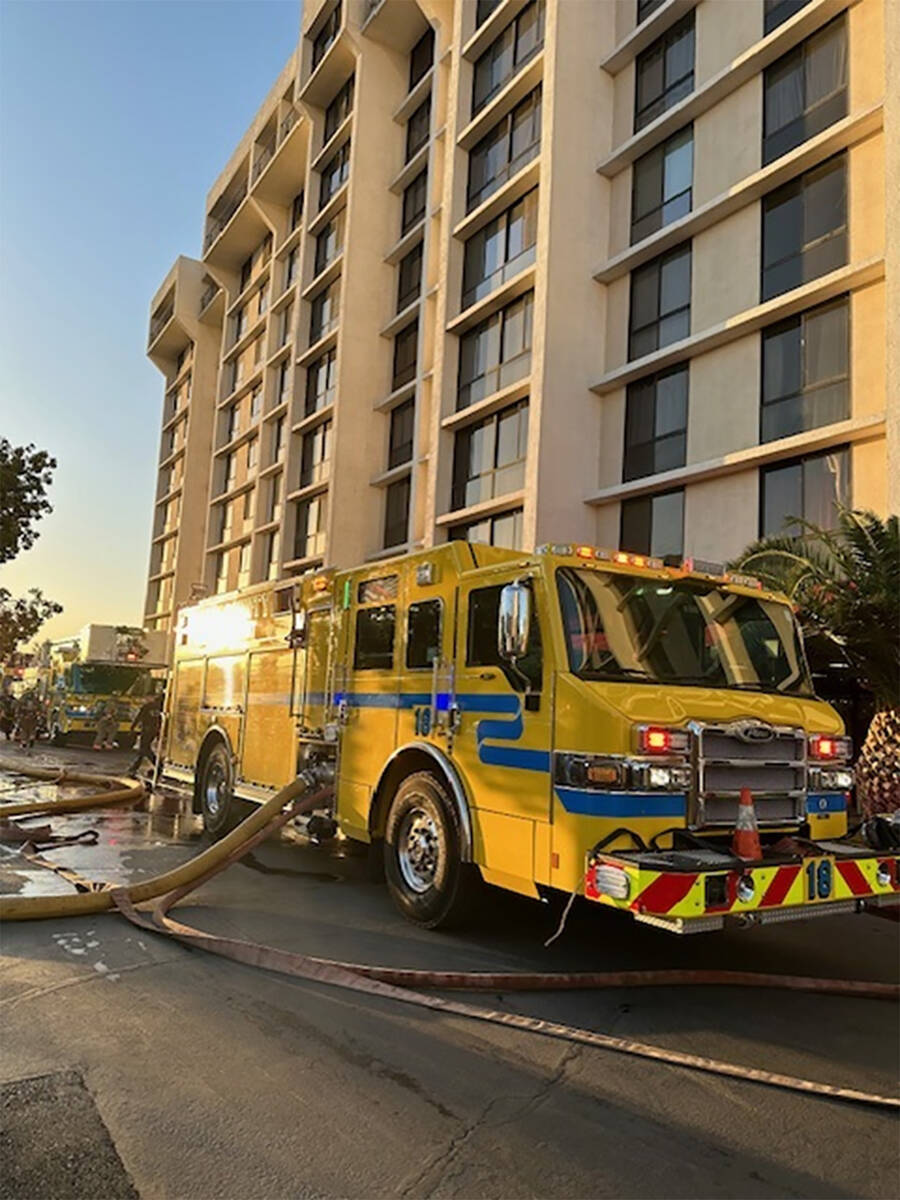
806, 858, 832, 900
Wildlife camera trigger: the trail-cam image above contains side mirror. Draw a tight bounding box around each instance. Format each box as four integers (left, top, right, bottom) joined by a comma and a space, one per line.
498, 581, 531, 662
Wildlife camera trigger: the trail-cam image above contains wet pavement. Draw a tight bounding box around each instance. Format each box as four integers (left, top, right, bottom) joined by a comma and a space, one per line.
1, 742, 899, 1199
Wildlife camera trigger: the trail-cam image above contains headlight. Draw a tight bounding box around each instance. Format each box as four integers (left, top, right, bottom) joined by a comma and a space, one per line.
809, 766, 854, 791
554, 753, 691, 792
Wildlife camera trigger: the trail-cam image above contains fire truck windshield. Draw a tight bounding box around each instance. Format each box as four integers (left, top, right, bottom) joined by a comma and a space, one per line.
556, 568, 814, 696
69, 664, 153, 696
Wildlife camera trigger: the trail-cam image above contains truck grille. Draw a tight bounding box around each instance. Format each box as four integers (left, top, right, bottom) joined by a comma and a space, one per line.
692, 721, 806, 827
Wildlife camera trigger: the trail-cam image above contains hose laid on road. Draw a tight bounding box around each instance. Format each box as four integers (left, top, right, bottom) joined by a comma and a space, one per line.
0, 756, 144, 817
2, 760, 898, 1110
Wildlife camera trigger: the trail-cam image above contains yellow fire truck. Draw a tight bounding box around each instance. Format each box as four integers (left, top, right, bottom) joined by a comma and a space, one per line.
39, 625, 168, 745
161, 542, 899, 932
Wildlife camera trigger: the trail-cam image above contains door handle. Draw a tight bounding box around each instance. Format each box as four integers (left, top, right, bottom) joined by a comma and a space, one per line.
479, 671, 498, 680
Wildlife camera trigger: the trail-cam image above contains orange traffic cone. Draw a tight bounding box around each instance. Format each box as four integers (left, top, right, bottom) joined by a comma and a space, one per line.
732, 788, 762, 860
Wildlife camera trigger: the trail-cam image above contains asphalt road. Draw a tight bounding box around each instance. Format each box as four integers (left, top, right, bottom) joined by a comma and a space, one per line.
1, 742, 898, 1199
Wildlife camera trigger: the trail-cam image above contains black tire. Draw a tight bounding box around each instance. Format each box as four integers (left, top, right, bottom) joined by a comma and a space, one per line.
383, 771, 480, 929
198, 740, 248, 838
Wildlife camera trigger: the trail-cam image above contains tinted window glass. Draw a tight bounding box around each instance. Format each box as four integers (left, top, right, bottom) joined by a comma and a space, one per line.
354, 605, 396, 670
624, 365, 688, 481
621, 489, 684, 557
761, 154, 846, 300
634, 14, 694, 132
629, 243, 691, 359
407, 599, 442, 669
761, 296, 849, 442
466, 583, 541, 690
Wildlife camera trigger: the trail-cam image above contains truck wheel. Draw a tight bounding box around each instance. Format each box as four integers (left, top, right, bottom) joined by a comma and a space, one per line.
384, 771, 479, 929
199, 741, 247, 838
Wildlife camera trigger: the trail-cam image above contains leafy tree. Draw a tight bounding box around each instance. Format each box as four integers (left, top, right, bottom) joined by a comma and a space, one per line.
0, 589, 63, 661
0, 439, 62, 660
732, 508, 899, 814
0, 438, 57, 563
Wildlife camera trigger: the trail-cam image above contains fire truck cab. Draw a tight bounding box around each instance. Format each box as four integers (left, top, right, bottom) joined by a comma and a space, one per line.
163, 542, 899, 931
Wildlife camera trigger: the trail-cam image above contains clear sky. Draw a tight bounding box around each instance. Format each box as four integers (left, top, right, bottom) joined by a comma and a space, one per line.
0, 0, 301, 643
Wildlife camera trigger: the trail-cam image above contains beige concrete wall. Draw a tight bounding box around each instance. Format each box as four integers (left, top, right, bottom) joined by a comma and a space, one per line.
687, 337, 760, 463
850, 280, 885, 419
692, 77, 760, 206
684, 469, 758, 561
695, 0, 761, 89
691, 202, 760, 331
848, 132, 885, 265
852, 436, 888, 513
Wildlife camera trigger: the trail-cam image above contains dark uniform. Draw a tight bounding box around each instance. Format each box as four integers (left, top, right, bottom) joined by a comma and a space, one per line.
129, 696, 162, 777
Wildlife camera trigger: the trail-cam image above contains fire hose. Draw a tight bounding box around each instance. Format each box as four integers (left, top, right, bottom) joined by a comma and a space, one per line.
1, 759, 898, 1111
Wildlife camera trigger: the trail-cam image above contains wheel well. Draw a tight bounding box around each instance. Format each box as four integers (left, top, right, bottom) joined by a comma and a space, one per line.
368, 745, 472, 861
193, 729, 231, 813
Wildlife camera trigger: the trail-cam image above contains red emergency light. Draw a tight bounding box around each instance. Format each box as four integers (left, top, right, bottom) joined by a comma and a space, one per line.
637, 725, 690, 755
808, 733, 852, 761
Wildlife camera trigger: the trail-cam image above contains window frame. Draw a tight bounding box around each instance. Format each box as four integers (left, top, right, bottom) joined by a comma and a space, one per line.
623, 364, 688, 482
466, 86, 542, 212
451, 398, 529, 510
764, 0, 812, 36
761, 152, 847, 302
630, 125, 693, 245
354, 604, 397, 671
406, 599, 443, 670
320, 141, 350, 211
457, 291, 534, 410
462, 187, 538, 309
392, 320, 419, 390
628, 242, 692, 360
388, 398, 415, 469
762, 16, 847, 166
306, 347, 337, 415
471, 0, 545, 117
310, 277, 341, 343
406, 96, 432, 163
620, 488, 685, 558
760, 295, 850, 443
409, 27, 435, 91
383, 477, 411, 549
402, 170, 428, 234
759, 445, 850, 536
324, 75, 354, 144
634, 13, 695, 133
397, 241, 423, 312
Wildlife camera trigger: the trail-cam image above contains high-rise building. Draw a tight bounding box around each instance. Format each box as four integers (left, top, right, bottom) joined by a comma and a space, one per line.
143, 0, 895, 633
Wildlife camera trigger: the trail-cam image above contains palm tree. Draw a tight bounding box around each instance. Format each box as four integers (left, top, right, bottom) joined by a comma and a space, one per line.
731, 508, 899, 815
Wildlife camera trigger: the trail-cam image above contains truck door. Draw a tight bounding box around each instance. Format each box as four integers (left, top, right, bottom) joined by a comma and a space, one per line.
336, 571, 402, 843
451, 570, 552, 894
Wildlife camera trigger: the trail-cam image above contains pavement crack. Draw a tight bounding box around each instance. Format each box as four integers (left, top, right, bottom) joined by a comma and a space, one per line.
397, 1042, 581, 1197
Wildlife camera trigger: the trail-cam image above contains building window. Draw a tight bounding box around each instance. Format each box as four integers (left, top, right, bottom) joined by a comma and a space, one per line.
763, 17, 847, 166
238, 541, 251, 589
409, 27, 435, 90
467, 87, 541, 212
458, 291, 533, 410
629, 242, 691, 359
281, 301, 294, 346
324, 74, 354, 144
761, 446, 849, 535
311, 2, 341, 70
215, 551, 228, 594
452, 399, 528, 510
227, 402, 241, 442
249, 387, 262, 422
634, 13, 694, 133
263, 530, 280, 581
354, 603, 396, 670
267, 473, 282, 524
764, 0, 811, 37
631, 126, 693, 245
291, 191, 304, 229
300, 420, 332, 487
637, 0, 666, 23
387, 399, 415, 469
475, 0, 501, 28
392, 321, 418, 390
383, 477, 411, 549
472, 0, 545, 116
223, 451, 237, 494
462, 188, 538, 309
450, 507, 523, 549
761, 153, 846, 301
406, 97, 431, 162
320, 141, 350, 210
272, 415, 286, 461
406, 599, 442, 669
315, 211, 345, 276
397, 242, 423, 311
620, 489, 684, 558
761, 297, 849, 443
310, 277, 340, 342
306, 348, 336, 414
278, 359, 293, 402
294, 492, 328, 560
240, 255, 253, 292
246, 437, 258, 471
285, 247, 299, 289
235, 304, 248, 341
258, 286, 268, 317
624, 365, 688, 481
402, 171, 428, 234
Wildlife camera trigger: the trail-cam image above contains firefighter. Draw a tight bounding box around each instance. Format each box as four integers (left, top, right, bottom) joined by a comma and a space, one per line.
93, 698, 119, 751
128, 693, 162, 779
15, 691, 39, 752
0, 691, 15, 740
